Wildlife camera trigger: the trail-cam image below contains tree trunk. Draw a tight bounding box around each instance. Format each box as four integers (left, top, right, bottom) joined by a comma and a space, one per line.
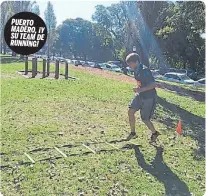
0, 33, 3, 53
0, 41, 2, 54
47, 33, 50, 58
183, 62, 186, 69
20, 55, 24, 59
3, 40, 6, 54
139, 44, 149, 67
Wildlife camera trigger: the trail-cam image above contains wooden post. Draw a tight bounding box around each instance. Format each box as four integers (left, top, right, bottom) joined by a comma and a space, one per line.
65, 61, 68, 79
47, 58, 50, 76
35, 57, 37, 77
25, 56, 28, 75
55, 60, 59, 79
31, 57, 37, 78
42, 59, 46, 78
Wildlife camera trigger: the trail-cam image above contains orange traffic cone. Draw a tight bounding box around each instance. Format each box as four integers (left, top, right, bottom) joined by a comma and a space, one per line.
176, 120, 182, 135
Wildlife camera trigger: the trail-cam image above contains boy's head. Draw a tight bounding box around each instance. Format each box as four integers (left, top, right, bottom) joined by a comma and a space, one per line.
126, 53, 140, 70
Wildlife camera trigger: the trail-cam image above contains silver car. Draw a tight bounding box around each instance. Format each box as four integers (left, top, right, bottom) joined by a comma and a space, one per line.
163, 72, 195, 84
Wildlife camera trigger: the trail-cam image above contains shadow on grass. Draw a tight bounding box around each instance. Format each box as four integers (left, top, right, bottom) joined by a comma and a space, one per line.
133, 145, 191, 196
157, 96, 205, 158
158, 81, 205, 102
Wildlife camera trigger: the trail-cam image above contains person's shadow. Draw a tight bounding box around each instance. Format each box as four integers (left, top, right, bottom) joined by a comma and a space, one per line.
133, 145, 191, 196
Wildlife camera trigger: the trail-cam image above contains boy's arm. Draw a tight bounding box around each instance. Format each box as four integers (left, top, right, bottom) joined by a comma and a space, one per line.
136, 82, 156, 93
134, 69, 160, 93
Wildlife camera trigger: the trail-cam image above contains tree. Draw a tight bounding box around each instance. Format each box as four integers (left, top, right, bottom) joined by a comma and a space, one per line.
91, 23, 113, 61
31, 1, 40, 15
92, 3, 129, 59
0, 1, 38, 55
0, 1, 10, 54
54, 1, 205, 75
44, 1, 57, 57
120, 1, 170, 67
92, 1, 169, 65
55, 18, 113, 61
156, 1, 205, 73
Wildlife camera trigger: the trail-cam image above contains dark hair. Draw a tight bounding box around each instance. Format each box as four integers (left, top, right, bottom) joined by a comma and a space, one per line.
126, 53, 140, 64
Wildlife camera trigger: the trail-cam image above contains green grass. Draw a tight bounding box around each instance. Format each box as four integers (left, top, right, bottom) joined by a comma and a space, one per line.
1, 59, 205, 196
156, 79, 205, 92
157, 88, 204, 118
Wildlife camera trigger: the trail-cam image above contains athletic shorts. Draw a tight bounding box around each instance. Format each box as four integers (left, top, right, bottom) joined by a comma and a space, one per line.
128, 94, 157, 121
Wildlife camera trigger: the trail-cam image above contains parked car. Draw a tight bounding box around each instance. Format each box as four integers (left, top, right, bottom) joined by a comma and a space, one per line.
72, 60, 81, 66
107, 61, 122, 67
55, 56, 64, 61
87, 62, 96, 68
35, 54, 42, 58
194, 78, 205, 87
158, 68, 169, 75
186, 69, 197, 80
93, 63, 102, 69
59, 58, 66, 62
99, 63, 108, 70
157, 68, 197, 80
151, 70, 163, 79
172, 69, 197, 80
159, 68, 179, 75
38, 55, 46, 59
65, 59, 72, 63
80, 60, 84, 64
109, 64, 122, 72
126, 67, 134, 75
99, 63, 119, 72
163, 72, 195, 84
82, 61, 90, 67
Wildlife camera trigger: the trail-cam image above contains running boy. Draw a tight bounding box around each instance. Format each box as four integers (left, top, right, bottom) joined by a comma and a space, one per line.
125, 53, 160, 143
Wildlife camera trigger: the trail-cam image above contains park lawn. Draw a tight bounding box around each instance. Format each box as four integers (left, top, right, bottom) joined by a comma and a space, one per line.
1, 60, 205, 196
156, 79, 205, 93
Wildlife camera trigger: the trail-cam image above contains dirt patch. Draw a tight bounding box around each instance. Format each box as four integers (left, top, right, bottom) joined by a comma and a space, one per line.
71, 65, 205, 102
72, 65, 136, 84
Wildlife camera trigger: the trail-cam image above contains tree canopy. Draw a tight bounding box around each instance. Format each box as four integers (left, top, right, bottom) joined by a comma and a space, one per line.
1, 1, 205, 74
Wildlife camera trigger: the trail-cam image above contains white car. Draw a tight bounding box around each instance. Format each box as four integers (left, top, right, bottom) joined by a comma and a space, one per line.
65, 59, 72, 63
151, 70, 163, 79
99, 63, 108, 69
194, 78, 205, 87
99, 63, 121, 72
126, 67, 134, 74
108, 64, 122, 72
163, 72, 195, 84
72, 60, 81, 66
88, 62, 95, 68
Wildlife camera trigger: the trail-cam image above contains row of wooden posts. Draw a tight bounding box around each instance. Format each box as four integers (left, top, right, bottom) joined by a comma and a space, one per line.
24, 57, 69, 79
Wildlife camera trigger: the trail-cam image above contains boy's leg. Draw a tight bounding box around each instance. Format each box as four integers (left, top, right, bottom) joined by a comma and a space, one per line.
127, 94, 141, 140
140, 97, 160, 142
128, 108, 136, 133
143, 120, 156, 134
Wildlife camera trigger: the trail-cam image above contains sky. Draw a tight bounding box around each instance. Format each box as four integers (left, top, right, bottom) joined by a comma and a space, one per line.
37, 1, 119, 26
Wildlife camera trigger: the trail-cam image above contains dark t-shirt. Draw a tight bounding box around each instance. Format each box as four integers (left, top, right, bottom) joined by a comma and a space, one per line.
134, 64, 157, 99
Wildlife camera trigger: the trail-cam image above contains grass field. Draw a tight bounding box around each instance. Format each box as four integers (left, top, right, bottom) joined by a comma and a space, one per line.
1, 55, 205, 196
156, 79, 205, 93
